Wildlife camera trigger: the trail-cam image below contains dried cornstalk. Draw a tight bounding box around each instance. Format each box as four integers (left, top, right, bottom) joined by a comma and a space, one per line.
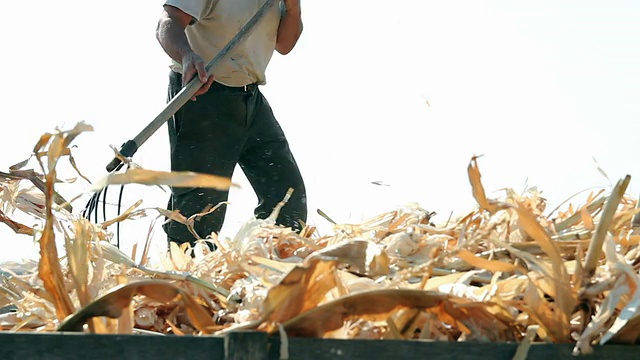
0, 123, 639, 352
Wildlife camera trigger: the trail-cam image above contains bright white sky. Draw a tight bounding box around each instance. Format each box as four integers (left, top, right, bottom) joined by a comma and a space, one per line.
1, 1, 639, 262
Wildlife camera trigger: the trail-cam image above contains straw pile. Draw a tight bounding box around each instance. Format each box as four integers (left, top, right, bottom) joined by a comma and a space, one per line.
1, 123, 640, 356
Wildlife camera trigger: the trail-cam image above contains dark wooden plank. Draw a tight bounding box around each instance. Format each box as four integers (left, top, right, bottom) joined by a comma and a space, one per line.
527, 343, 637, 360
271, 339, 517, 360
0, 333, 224, 360
225, 331, 268, 360
268, 338, 639, 360
0, 332, 636, 360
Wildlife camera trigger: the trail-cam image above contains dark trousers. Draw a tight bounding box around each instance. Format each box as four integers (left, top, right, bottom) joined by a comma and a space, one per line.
162, 71, 307, 245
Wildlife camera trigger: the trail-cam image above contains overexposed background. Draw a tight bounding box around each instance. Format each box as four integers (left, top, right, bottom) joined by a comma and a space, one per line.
1, 1, 639, 262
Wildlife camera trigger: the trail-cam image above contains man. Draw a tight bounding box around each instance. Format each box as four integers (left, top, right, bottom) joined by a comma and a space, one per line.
155, 0, 307, 247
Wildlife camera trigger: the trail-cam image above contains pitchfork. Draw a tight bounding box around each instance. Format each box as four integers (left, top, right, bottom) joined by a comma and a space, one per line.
82, 0, 280, 247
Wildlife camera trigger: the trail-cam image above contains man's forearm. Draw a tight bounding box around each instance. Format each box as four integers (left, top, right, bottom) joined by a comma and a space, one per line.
275, 4, 303, 55
156, 16, 195, 63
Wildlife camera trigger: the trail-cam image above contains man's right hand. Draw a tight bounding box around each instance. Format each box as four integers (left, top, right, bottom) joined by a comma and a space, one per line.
181, 51, 215, 101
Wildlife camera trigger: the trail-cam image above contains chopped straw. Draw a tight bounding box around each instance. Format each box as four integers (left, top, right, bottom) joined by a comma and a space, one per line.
1, 124, 639, 356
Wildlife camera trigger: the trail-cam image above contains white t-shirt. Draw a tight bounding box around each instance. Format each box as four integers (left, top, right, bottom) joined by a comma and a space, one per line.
164, 0, 283, 86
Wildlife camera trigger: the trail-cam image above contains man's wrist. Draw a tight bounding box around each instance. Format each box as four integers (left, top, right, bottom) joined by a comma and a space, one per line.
284, 6, 301, 17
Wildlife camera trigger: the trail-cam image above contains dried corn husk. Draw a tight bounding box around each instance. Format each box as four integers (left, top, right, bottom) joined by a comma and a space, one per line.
0, 123, 639, 355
